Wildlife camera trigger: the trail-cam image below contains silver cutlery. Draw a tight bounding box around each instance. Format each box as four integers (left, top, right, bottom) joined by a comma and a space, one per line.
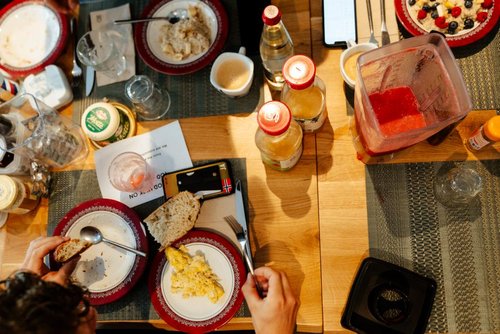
114, 9, 188, 25
80, 226, 147, 257
70, 17, 83, 88
380, 0, 390, 45
366, 0, 379, 46
85, 65, 95, 96
224, 215, 264, 297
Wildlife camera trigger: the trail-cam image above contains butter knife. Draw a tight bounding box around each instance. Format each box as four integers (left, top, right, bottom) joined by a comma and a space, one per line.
380, 0, 390, 45
85, 65, 95, 96
235, 179, 254, 267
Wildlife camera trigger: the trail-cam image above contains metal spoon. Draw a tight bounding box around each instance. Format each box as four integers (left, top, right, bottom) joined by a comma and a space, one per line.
80, 226, 147, 257
114, 8, 188, 25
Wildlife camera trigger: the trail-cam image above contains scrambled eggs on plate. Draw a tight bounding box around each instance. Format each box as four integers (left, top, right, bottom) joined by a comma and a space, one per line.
165, 245, 224, 303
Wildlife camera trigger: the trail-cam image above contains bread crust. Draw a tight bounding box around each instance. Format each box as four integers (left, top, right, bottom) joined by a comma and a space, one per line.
144, 191, 201, 250
54, 239, 92, 263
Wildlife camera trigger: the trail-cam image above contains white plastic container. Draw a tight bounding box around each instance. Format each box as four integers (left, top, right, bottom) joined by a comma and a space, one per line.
23, 65, 73, 109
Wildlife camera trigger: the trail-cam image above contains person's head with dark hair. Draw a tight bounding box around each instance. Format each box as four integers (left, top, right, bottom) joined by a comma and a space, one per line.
3, 236, 98, 334
0, 271, 92, 334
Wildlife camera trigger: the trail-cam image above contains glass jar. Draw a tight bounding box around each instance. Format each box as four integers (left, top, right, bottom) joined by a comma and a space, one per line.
259, 5, 294, 90
281, 55, 327, 133
0, 175, 39, 214
255, 101, 303, 171
466, 115, 500, 151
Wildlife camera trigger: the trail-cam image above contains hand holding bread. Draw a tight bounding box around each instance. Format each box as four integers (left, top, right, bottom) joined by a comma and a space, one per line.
20, 236, 81, 286
144, 191, 201, 250
53, 238, 93, 263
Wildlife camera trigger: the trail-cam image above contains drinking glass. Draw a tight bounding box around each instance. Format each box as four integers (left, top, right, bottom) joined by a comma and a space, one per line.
108, 152, 154, 193
77, 29, 127, 79
0, 94, 88, 168
124, 75, 170, 120
434, 165, 483, 207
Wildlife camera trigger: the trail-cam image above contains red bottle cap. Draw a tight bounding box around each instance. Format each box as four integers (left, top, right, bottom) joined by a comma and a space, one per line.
262, 5, 281, 26
283, 55, 316, 90
257, 101, 291, 136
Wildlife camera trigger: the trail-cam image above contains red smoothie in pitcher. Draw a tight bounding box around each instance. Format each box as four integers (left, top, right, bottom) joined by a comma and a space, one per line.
355, 86, 426, 156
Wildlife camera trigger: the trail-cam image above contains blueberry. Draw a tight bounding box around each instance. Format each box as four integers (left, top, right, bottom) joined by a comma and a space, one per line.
464, 18, 474, 29
432, 3, 439, 8
447, 8, 452, 13
448, 21, 459, 33
431, 10, 439, 18
408, 0, 416, 5
423, 4, 432, 11
464, 0, 473, 8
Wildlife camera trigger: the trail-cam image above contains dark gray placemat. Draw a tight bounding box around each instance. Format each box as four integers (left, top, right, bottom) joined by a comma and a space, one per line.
366, 159, 500, 333
73, 0, 264, 123
47, 158, 251, 320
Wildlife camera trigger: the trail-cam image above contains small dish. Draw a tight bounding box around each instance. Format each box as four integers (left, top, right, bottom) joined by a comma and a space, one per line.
340, 40, 378, 89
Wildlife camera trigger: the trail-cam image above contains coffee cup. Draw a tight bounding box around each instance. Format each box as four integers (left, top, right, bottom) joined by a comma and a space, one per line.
210, 46, 254, 98
340, 40, 378, 89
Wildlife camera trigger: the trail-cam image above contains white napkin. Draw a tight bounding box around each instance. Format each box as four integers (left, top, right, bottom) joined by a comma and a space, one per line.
90, 4, 135, 87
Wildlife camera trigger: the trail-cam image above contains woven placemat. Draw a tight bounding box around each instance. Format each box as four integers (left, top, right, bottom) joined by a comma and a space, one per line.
366, 159, 500, 333
74, 0, 266, 124
47, 158, 251, 320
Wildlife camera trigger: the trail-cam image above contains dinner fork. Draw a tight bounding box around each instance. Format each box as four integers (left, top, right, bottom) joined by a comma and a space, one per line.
366, 0, 379, 46
70, 17, 82, 88
224, 215, 264, 297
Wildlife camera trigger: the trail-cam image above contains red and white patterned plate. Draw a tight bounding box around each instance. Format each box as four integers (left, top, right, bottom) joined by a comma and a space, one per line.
0, 0, 68, 78
52, 198, 148, 306
135, 0, 228, 75
395, 0, 500, 47
149, 230, 245, 333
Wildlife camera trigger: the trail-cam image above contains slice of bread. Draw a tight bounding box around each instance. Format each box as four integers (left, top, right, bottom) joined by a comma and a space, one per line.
54, 239, 92, 263
144, 191, 201, 250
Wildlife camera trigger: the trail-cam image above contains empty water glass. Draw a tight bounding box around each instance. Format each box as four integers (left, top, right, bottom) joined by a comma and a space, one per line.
77, 29, 127, 79
434, 165, 483, 207
108, 152, 155, 193
125, 75, 170, 121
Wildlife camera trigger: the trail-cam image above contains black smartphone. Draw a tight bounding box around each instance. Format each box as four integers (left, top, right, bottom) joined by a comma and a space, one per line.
162, 161, 233, 200
322, 0, 357, 47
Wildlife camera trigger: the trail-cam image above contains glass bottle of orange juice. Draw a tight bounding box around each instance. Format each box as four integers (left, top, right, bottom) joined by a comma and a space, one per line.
255, 101, 303, 171
281, 55, 326, 133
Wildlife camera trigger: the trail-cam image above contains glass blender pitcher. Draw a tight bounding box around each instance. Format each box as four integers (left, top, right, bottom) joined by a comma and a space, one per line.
352, 33, 472, 160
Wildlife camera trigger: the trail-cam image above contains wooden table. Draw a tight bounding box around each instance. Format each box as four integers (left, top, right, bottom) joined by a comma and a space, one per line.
1, 0, 499, 333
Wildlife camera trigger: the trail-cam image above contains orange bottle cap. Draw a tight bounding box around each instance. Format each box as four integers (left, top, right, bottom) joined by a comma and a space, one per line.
484, 115, 500, 141
262, 5, 281, 26
257, 101, 291, 136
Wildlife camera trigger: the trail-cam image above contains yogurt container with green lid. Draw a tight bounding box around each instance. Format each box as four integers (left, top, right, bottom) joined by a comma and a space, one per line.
81, 102, 131, 147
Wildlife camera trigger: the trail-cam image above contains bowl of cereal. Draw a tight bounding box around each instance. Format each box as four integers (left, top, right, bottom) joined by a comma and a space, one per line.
395, 0, 499, 47
135, 0, 228, 75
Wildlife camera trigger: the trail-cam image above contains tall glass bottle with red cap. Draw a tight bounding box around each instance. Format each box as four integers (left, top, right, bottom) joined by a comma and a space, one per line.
281, 55, 327, 133
255, 101, 303, 171
259, 5, 294, 90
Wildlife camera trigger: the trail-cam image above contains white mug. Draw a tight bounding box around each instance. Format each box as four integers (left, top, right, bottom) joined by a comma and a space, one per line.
210, 46, 254, 98
339, 40, 378, 89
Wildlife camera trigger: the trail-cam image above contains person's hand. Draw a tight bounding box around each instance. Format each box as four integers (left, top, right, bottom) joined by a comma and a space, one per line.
21, 236, 79, 286
43, 0, 79, 14
242, 267, 300, 334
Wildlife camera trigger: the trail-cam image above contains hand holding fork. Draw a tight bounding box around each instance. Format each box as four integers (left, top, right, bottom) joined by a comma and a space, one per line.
224, 215, 264, 297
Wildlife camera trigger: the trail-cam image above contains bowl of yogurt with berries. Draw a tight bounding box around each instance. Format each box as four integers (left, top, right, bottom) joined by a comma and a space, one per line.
395, 0, 499, 47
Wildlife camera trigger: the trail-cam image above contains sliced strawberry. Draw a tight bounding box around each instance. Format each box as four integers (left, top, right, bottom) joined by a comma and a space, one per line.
418, 9, 428, 19
476, 11, 488, 22
451, 6, 461, 17
435, 16, 449, 28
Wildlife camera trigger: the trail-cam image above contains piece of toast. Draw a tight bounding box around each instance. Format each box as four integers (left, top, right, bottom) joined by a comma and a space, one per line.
54, 239, 92, 263
144, 191, 201, 250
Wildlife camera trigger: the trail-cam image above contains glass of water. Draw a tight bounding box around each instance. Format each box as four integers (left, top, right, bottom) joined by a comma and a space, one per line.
125, 75, 171, 121
77, 29, 127, 79
434, 165, 483, 207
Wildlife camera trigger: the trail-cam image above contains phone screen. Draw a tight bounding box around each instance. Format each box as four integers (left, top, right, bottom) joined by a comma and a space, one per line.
176, 165, 222, 193
323, 0, 357, 47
